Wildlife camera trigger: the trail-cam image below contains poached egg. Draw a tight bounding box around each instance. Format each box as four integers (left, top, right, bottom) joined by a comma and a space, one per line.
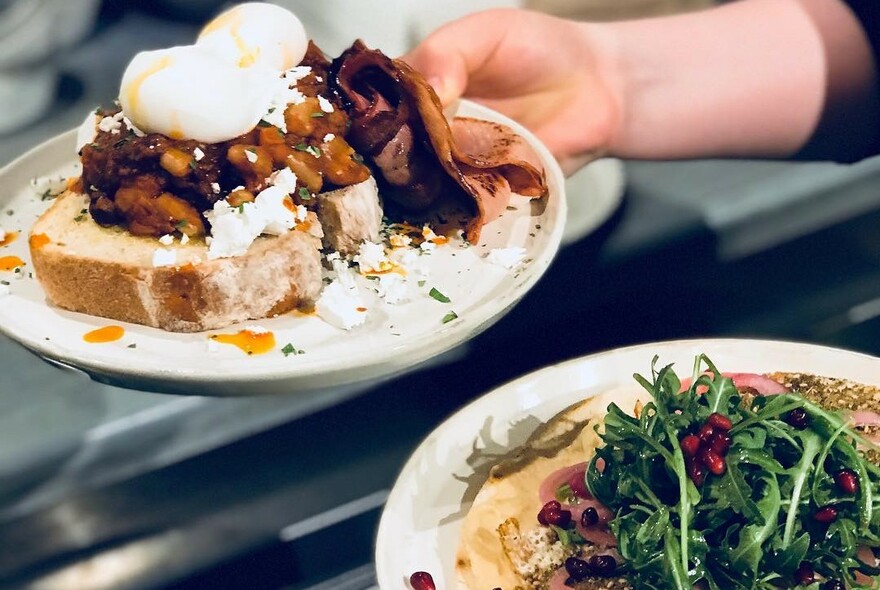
117, 3, 309, 143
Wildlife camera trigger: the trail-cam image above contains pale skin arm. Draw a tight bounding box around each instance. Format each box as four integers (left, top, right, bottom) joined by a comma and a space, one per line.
403, 0, 879, 171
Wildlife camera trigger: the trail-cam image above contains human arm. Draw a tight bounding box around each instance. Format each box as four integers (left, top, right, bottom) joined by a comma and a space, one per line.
403, 0, 879, 169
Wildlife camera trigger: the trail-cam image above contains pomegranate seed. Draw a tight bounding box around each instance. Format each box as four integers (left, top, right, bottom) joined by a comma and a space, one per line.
687, 458, 705, 486
699, 449, 726, 475
568, 470, 591, 498
834, 469, 859, 495
546, 507, 572, 528
565, 557, 592, 581
823, 580, 845, 590
793, 562, 814, 585
409, 571, 436, 590
786, 408, 810, 429
709, 432, 732, 455
698, 423, 715, 442
589, 554, 617, 577
814, 505, 838, 524
538, 500, 561, 525
581, 506, 599, 527
707, 412, 733, 431
680, 434, 701, 457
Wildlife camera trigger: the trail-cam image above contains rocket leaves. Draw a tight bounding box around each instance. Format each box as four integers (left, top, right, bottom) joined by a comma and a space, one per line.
587, 355, 880, 589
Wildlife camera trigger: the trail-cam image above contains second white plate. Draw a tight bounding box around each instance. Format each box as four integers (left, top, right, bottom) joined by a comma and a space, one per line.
374, 338, 880, 589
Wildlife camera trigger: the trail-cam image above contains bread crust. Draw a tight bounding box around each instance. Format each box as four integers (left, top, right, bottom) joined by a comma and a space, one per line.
30, 191, 324, 332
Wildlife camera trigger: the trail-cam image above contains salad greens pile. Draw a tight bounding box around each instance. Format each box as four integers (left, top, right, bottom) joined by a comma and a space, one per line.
587, 355, 880, 589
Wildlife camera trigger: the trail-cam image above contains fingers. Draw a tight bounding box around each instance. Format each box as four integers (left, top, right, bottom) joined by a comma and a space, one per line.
402, 9, 517, 105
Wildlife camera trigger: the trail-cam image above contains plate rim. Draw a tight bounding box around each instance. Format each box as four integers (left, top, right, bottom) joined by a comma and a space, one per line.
374, 337, 880, 586
0, 100, 570, 393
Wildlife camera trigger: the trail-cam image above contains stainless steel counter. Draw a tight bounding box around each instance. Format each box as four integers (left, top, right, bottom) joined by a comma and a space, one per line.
4, 8, 880, 590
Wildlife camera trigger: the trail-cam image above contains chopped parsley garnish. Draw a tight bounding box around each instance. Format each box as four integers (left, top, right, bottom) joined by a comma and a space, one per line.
309, 111, 325, 118
418, 280, 426, 288
127, 343, 137, 349
441, 311, 458, 324
281, 343, 304, 357
74, 209, 88, 222
175, 220, 189, 229
298, 187, 312, 200
587, 355, 880, 590
188, 159, 197, 171
428, 287, 450, 303
0, 280, 9, 286
295, 143, 322, 158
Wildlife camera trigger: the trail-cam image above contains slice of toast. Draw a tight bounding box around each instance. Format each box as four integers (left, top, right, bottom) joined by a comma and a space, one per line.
30, 191, 324, 332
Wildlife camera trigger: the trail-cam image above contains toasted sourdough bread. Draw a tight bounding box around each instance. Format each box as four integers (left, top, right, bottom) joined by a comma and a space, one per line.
457, 374, 880, 590
30, 191, 324, 333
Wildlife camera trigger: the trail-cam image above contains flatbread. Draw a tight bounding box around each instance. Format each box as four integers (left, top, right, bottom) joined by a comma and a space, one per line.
455, 385, 644, 590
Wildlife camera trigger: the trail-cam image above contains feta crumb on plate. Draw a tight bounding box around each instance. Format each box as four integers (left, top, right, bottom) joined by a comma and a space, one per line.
317, 280, 367, 330
158, 234, 174, 246
193, 147, 205, 161
354, 241, 391, 273
375, 274, 409, 305
487, 246, 527, 269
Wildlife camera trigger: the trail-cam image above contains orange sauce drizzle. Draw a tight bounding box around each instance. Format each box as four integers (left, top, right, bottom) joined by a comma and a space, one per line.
84, 325, 125, 343
127, 56, 173, 123
0, 232, 18, 247
0, 256, 24, 271
431, 236, 450, 246
295, 220, 312, 232
356, 307, 368, 313
363, 265, 407, 277
210, 329, 276, 355
29, 233, 50, 250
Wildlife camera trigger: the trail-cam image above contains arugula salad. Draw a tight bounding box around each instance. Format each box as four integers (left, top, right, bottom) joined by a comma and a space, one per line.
587, 355, 880, 589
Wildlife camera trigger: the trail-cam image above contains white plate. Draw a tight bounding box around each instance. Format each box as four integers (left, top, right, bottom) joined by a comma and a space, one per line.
375, 338, 880, 589
0, 100, 585, 395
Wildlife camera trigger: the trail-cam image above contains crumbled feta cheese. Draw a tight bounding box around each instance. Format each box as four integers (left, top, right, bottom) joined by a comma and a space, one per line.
323, 133, 335, 143
261, 66, 312, 132
295, 204, 308, 223
158, 234, 174, 246
392, 248, 429, 281
122, 116, 145, 137
244, 149, 258, 163
316, 280, 367, 330
211, 182, 221, 194
267, 167, 298, 193
257, 186, 298, 235
421, 225, 439, 242
204, 200, 265, 259
206, 339, 219, 353
487, 246, 527, 269
354, 241, 391, 273
389, 233, 412, 248
205, 176, 301, 258
98, 112, 124, 134
193, 147, 205, 161
0, 283, 9, 298
152, 248, 177, 267
315, 76, 323, 82
318, 96, 334, 113
180, 233, 190, 245
375, 274, 409, 305
247, 325, 270, 334
420, 241, 436, 252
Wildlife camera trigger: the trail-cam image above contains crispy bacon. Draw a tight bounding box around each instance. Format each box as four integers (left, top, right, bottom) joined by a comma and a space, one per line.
331, 40, 547, 242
